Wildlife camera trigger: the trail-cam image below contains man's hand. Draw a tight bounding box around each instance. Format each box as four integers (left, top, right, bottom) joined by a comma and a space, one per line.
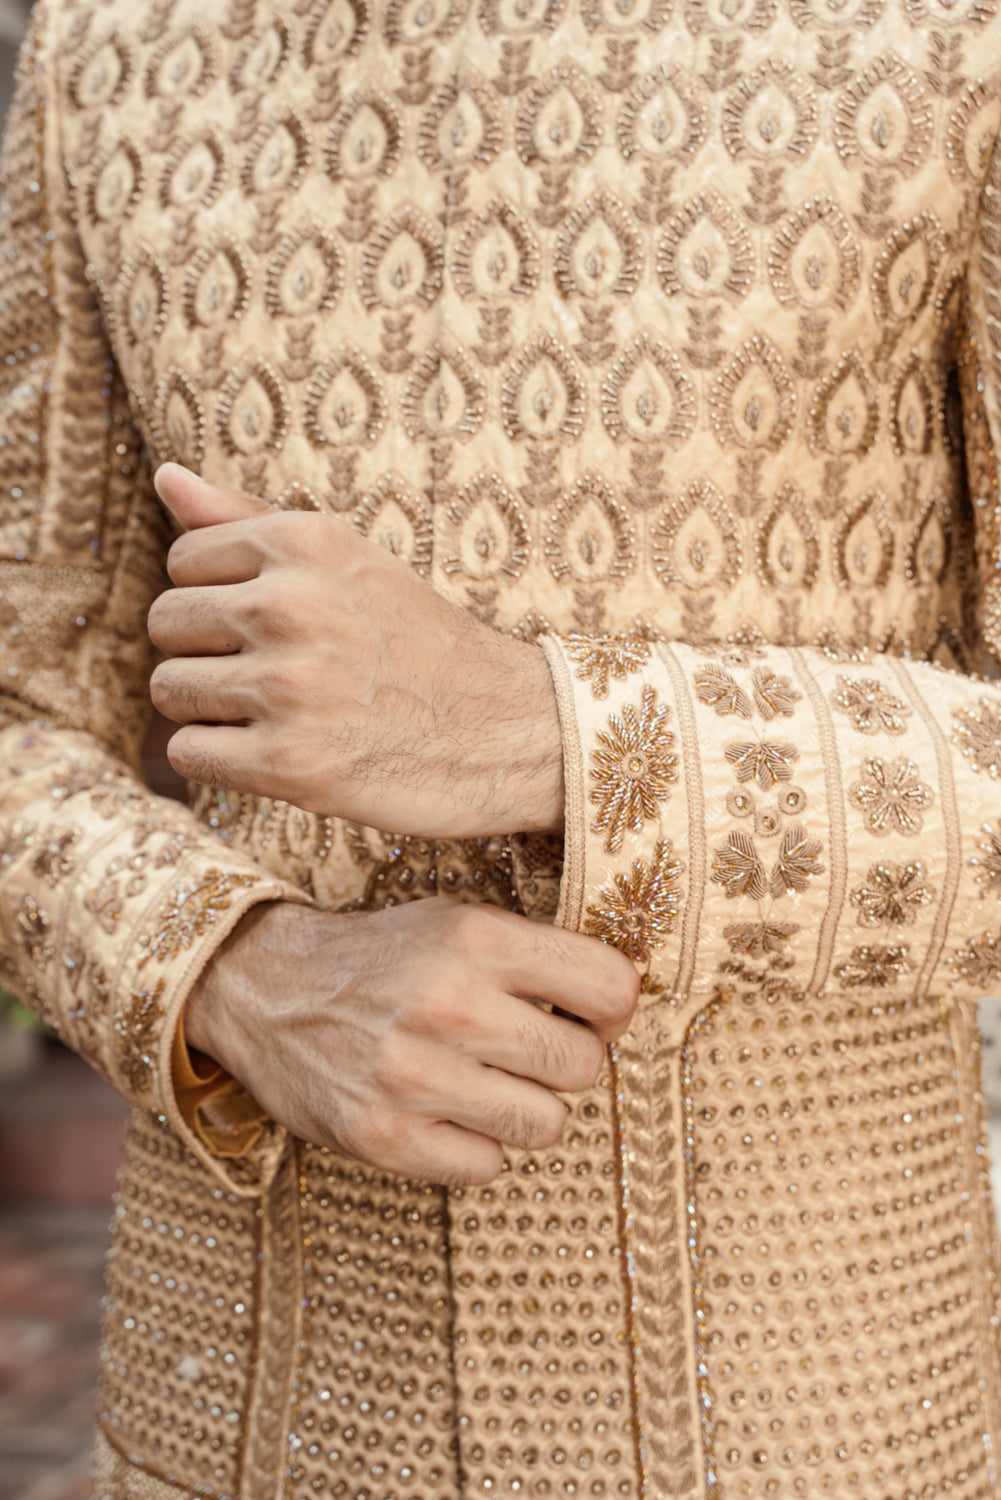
147, 464, 565, 838
186, 899, 639, 1187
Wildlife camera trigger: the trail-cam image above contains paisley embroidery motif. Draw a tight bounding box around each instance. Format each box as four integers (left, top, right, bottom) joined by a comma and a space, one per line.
441, 473, 531, 584
834, 491, 895, 590
545, 474, 636, 584
70, 35, 133, 110
721, 60, 819, 162
616, 65, 708, 160
754, 485, 820, 592
417, 78, 503, 172
401, 342, 486, 441
514, 64, 603, 165
652, 479, 741, 592
215, 360, 291, 457
807, 352, 879, 456
184, 241, 252, 328
304, 0, 371, 62
553, 190, 643, 299
145, 28, 216, 100
326, 93, 404, 180
832, 54, 934, 174
600, 334, 695, 446
354, 476, 433, 576
451, 198, 541, 300
241, 113, 311, 197
160, 129, 228, 211
358, 210, 445, 309
153, 367, 206, 468
708, 334, 796, 450
767, 197, 861, 312
657, 191, 754, 301
500, 332, 586, 442
117, 249, 169, 346
303, 347, 386, 447
88, 139, 145, 223
264, 227, 343, 318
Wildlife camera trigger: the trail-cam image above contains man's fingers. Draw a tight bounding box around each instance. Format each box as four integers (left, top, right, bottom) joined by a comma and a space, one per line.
166, 523, 272, 587
442, 1068, 569, 1154
376, 1122, 505, 1190
154, 462, 272, 532
478, 910, 640, 1043
148, 586, 245, 655
478, 995, 607, 1092
162, 722, 259, 791
151, 657, 258, 726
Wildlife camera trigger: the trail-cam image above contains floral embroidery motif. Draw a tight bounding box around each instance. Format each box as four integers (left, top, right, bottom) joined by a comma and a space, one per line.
114, 979, 165, 1094
751, 668, 801, 720
724, 740, 798, 789
849, 757, 933, 835
16, 895, 53, 970
850, 859, 934, 925
770, 825, 824, 895
590, 686, 677, 853
564, 634, 651, 699
953, 697, 1001, 777
723, 921, 799, 959
973, 821, 1001, 897
584, 839, 683, 962
693, 663, 753, 718
834, 944, 914, 987
0, 819, 35, 870
832, 675, 911, 734
950, 931, 1001, 989
137, 869, 260, 967
31, 827, 80, 887
712, 831, 768, 899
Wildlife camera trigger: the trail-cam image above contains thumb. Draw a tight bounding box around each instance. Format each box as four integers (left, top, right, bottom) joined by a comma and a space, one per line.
153, 463, 272, 531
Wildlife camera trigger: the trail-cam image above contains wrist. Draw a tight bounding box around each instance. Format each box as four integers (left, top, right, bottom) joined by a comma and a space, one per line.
451, 637, 565, 838
501, 640, 565, 835
183, 902, 302, 1073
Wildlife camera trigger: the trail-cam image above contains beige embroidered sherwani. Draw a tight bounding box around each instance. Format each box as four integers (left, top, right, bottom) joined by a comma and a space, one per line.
5, 0, 1001, 1493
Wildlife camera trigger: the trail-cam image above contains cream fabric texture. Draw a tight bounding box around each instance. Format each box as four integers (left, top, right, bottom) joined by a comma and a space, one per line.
4, 0, 1001, 1495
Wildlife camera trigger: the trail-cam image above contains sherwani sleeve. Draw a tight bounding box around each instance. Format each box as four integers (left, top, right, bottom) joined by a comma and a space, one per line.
0, 18, 306, 1197
507, 167, 1001, 1010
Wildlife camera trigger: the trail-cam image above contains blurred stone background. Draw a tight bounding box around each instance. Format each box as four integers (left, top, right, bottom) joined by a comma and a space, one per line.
0, 14, 125, 1500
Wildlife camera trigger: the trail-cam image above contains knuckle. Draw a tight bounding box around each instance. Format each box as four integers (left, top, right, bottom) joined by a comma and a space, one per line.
482, 1097, 564, 1153
598, 966, 641, 1027
448, 1147, 504, 1189
147, 595, 172, 643
341, 1103, 395, 1163
533, 1099, 568, 1150
440, 903, 499, 958
409, 981, 461, 1036
370, 1039, 422, 1098
255, 655, 298, 708
149, 662, 171, 707
517, 1013, 570, 1078
568, 1032, 606, 1091
165, 536, 194, 583
236, 579, 298, 639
